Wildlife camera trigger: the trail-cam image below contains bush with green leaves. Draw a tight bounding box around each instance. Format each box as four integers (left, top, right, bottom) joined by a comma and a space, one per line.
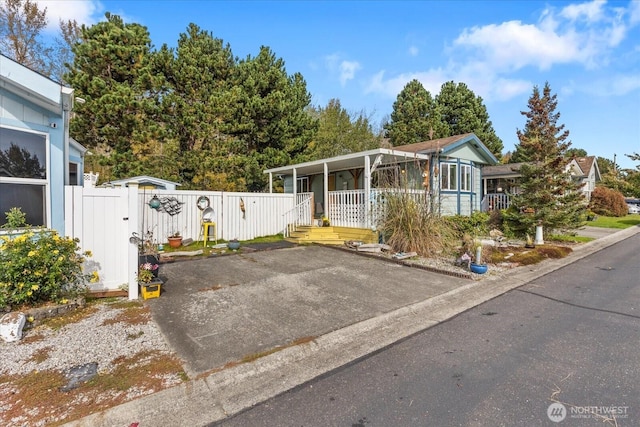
0, 230, 97, 308
445, 211, 490, 237
2, 207, 28, 229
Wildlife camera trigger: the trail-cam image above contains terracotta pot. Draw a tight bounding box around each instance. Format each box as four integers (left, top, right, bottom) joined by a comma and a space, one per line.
167, 236, 182, 248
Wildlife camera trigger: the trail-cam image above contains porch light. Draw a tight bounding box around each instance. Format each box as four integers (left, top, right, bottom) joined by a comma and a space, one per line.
149, 195, 161, 210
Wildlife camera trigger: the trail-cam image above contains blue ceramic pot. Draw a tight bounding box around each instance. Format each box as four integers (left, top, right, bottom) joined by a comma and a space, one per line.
228, 241, 240, 250
470, 263, 488, 274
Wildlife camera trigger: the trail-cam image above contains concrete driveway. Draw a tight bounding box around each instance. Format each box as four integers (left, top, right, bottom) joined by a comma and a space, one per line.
147, 245, 469, 377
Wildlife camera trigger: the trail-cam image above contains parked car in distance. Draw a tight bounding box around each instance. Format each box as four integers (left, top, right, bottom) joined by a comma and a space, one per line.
628, 204, 640, 214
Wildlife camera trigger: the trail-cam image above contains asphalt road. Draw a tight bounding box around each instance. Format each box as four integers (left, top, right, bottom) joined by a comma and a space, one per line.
213, 234, 640, 427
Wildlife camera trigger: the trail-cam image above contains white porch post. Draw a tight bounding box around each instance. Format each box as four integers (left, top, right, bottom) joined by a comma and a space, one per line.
268, 173, 273, 193
323, 162, 328, 215
293, 168, 297, 197
364, 155, 371, 228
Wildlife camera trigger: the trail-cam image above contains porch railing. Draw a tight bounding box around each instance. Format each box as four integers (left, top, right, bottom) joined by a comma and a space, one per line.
282, 192, 313, 237
329, 189, 430, 229
481, 193, 511, 212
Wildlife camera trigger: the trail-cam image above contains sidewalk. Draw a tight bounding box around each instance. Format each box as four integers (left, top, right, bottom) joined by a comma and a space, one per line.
63, 225, 640, 427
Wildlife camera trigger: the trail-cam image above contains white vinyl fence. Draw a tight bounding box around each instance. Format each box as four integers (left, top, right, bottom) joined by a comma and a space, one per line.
137, 190, 295, 244
65, 185, 295, 298
65, 184, 139, 298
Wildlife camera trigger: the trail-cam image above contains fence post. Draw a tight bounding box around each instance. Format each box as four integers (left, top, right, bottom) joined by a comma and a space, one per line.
127, 183, 140, 300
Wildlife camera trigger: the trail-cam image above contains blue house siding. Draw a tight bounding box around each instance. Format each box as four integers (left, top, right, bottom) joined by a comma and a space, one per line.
0, 54, 81, 233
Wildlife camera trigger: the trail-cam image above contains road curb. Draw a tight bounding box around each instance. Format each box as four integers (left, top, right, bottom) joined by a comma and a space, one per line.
63, 225, 639, 427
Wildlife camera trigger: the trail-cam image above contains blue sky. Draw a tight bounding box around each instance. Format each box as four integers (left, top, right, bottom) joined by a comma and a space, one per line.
39, 0, 640, 169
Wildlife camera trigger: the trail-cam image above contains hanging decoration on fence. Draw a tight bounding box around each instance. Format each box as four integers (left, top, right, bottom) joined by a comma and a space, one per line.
154, 196, 185, 216
240, 198, 246, 219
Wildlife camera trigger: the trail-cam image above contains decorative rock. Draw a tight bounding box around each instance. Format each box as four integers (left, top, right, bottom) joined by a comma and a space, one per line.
60, 362, 99, 392
0, 312, 26, 343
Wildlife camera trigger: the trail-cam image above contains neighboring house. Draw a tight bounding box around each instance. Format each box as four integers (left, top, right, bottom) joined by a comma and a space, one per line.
0, 54, 85, 231
104, 175, 182, 190
264, 133, 498, 231
481, 156, 601, 211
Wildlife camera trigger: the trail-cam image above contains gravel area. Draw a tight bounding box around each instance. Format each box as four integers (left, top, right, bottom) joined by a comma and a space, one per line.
0, 302, 175, 377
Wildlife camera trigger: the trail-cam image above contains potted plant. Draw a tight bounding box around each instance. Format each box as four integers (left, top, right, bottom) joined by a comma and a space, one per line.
167, 231, 182, 248
470, 240, 488, 274
227, 238, 240, 250
138, 262, 161, 299
525, 233, 535, 249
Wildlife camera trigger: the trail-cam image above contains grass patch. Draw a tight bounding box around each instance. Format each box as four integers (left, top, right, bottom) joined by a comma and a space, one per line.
488, 244, 572, 266
101, 304, 151, 327
27, 346, 53, 364
39, 305, 99, 331
588, 215, 640, 229
548, 234, 594, 243
0, 351, 187, 427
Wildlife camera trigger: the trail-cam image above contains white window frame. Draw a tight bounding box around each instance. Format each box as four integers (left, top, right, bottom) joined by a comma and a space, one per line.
440, 163, 457, 191
0, 125, 50, 227
296, 176, 310, 193
460, 164, 472, 192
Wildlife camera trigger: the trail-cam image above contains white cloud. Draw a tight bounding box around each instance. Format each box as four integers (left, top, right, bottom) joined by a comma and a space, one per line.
339, 60, 361, 86
560, 0, 606, 22
408, 46, 419, 56
34, 0, 103, 33
454, 20, 582, 71
364, 1, 638, 104
324, 54, 361, 86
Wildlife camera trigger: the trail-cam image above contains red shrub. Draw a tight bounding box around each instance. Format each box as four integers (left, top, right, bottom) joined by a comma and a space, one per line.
589, 187, 628, 217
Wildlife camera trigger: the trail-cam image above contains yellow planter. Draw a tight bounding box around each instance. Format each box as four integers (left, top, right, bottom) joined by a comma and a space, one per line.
140, 281, 161, 299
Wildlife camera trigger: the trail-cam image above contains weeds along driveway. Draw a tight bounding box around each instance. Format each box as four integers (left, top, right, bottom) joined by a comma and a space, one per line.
146, 245, 469, 377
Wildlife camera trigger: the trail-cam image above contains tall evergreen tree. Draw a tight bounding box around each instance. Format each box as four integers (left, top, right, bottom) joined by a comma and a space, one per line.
302, 99, 381, 161
159, 24, 241, 189
435, 81, 503, 159
230, 46, 317, 191
384, 79, 445, 146
510, 82, 570, 163
504, 82, 585, 236
65, 13, 162, 179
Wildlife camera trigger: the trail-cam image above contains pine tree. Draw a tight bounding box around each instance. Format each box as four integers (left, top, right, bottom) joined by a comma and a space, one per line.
384, 79, 445, 145
435, 81, 503, 159
504, 83, 586, 236
511, 82, 570, 163
65, 13, 162, 179
302, 99, 381, 161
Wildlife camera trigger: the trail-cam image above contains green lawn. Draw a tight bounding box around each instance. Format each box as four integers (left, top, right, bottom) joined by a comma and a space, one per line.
588, 215, 640, 229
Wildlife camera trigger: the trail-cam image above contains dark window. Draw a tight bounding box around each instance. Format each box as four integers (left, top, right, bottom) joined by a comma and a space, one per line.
0, 183, 46, 226
0, 127, 47, 179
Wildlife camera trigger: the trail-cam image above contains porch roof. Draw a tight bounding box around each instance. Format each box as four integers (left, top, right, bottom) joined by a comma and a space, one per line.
264, 148, 431, 177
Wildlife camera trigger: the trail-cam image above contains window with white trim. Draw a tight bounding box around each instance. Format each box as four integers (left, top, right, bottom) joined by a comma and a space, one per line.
296, 176, 310, 192
0, 127, 48, 227
461, 164, 472, 192
440, 163, 457, 191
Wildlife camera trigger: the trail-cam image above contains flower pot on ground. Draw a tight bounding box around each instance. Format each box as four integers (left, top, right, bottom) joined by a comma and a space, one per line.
167, 235, 182, 248
470, 263, 488, 274
227, 239, 240, 250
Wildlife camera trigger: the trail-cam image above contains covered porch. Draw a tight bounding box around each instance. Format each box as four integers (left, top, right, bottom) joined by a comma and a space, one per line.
265, 148, 433, 235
